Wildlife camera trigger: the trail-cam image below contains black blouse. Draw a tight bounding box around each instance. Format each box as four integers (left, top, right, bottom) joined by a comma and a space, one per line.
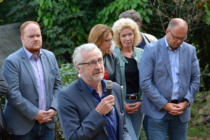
125, 57, 139, 94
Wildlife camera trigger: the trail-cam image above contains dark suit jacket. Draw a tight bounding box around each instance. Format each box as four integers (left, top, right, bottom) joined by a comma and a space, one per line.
58, 78, 131, 140
0, 74, 8, 96
140, 37, 200, 122
2, 47, 62, 135
0, 74, 8, 133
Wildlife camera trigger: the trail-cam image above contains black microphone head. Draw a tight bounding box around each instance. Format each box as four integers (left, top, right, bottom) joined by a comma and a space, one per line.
106, 80, 112, 96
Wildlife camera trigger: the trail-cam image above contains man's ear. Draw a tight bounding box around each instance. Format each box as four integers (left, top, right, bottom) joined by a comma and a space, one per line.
76, 65, 80, 71
20, 35, 24, 43
166, 28, 170, 34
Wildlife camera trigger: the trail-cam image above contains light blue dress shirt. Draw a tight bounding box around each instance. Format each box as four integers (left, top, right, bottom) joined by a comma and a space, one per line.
165, 38, 182, 100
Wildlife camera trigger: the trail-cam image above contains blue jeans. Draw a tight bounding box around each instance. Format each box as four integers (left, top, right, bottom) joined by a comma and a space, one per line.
146, 114, 188, 140
125, 99, 144, 140
12, 122, 54, 140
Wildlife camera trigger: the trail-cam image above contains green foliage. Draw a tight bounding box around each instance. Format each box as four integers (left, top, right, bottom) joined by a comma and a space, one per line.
59, 63, 78, 87
203, 2, 210, 25
199, 64, 210, 91
96, 0, 152, 26
55, 63, 79, 139
0, 0, 38, 24
35, 0, 113, 64
188, 91, 210, 139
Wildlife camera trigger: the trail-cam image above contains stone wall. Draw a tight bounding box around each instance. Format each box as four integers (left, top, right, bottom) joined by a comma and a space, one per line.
0, 23, 21, 70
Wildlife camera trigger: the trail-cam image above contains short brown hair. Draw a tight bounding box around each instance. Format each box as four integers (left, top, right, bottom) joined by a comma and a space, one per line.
20, 21, 40, 35
119, 9, 141, 24
88, 24, 113, 54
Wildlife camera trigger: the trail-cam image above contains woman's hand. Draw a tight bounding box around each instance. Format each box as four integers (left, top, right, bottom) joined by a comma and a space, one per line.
125, 101, 142, 114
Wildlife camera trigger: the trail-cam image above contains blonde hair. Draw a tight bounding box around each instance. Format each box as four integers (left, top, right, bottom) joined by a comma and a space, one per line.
88, 24, 113, 55
20, 21, 40, 36
112, 18, 140, 49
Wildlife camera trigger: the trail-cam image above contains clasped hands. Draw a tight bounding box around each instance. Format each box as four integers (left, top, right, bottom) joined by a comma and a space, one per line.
125, 101, 142, 114
34, 109, 56, 124
163, 101, 189, 116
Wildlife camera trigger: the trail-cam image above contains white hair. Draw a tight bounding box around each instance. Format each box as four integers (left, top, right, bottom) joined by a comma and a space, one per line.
72, 43, 102, 66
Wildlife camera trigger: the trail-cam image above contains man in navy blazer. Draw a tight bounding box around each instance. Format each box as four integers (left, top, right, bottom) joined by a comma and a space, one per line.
58, 43, 131, 140
2, 21, 62, 139
140, 18, 200, 140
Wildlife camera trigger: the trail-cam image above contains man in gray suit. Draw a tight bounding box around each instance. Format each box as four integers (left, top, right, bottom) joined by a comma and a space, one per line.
2, 21, 62, 139
58, 43, 131, 140
140, 18, 200, 140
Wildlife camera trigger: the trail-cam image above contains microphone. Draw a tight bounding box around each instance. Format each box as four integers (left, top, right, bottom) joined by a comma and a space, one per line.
106, 80, 112, 96
106, 80, 113, 116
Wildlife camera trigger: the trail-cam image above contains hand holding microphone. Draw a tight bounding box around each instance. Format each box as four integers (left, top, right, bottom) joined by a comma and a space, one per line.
95, 80, 115, 115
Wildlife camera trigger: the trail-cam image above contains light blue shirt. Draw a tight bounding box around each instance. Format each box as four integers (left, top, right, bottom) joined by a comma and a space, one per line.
165, 38, 182, 100
24, 47, 46, 110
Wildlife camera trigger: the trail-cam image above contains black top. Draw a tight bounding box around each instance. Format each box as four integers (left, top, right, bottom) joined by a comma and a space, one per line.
125, 57, 139, 94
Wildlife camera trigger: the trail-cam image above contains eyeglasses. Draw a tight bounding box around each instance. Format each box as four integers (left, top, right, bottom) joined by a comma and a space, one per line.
78, 58, 103, 67
104, 38, 112, 43
170, 31, 187, 41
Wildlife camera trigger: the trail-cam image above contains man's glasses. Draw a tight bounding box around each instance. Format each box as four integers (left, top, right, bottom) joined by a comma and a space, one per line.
78, 58, 103, 67
170, 31, 187, 41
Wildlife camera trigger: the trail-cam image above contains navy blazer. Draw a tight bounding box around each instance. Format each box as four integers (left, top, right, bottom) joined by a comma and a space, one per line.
2, 47, 62, 135
58, 78, 131, 140
140, 37, 200, 122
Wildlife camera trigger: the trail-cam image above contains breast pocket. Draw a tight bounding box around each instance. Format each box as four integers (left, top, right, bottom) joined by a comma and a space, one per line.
46, 67, 57, 84
50, 68, 58, 75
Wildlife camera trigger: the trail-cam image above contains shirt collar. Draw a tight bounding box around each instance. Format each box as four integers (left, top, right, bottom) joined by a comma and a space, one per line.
81, 78, 106, 96
164, 36, 183, 51
23, 47, 42, 59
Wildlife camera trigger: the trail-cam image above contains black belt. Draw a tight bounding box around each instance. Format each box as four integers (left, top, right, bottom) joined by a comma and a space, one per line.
126, 93, 139, 100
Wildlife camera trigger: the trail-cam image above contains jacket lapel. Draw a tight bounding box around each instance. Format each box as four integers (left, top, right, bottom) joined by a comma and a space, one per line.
179, 44, 186, 83
76, 78, 97, 109
77, 79, 110, 137
20, 48, 39, 95
160, 39, 173, 82
112, 90, 121, 118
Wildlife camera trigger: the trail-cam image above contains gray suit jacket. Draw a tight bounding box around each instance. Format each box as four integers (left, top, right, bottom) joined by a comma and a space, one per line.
58, 78, 131, 140
140, 37, 200, 122
2, 47, 62, 135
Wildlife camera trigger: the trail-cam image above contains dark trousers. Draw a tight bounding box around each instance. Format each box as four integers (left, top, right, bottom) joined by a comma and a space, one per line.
11, 122, 54, 140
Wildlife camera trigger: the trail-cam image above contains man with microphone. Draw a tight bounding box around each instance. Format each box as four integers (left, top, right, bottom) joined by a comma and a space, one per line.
57, 43, 130, 140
